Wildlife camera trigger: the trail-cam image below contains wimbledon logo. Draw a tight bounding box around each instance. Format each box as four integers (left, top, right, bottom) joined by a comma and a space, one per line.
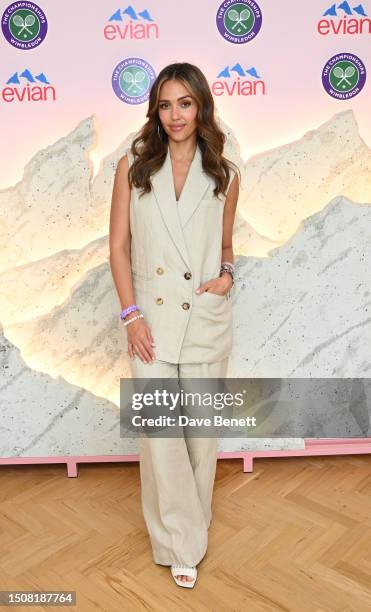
322, 53, 366, 98
112, 58, 156, 104
1, 2, 48, 49
216, 0, 262, 44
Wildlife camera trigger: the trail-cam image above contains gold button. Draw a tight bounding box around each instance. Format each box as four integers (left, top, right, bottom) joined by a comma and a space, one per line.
184, 271, 192, 280
156, 267, 164, 275
182, 302, 190, 310
156, 297, 163, 305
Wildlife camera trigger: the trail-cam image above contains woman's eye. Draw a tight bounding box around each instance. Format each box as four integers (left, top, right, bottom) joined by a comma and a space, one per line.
159, 101, 191, 109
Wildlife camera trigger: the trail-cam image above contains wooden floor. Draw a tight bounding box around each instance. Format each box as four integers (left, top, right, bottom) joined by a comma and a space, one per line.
1, 454, 371, 611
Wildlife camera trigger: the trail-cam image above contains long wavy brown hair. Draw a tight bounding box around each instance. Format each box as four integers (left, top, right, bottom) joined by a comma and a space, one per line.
128, 62, 240, 200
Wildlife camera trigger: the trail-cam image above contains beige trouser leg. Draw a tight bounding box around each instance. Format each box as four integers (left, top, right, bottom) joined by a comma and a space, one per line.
129, 356, 229, 567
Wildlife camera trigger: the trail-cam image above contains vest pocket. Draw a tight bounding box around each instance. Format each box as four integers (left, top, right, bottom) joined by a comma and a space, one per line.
200, 290, 227, 302
194, 290, 230, 322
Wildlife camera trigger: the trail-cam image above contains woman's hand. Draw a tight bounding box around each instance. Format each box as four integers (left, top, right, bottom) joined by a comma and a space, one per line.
126, 312, 156, 363
195, 272, 233, 296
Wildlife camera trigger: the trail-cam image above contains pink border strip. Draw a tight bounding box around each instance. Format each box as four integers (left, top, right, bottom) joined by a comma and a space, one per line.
1, 438, 370, 476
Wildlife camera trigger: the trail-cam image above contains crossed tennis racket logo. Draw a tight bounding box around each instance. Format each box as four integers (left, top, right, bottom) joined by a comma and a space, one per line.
122, 70, 146, 93
227, 7, 251, 30
216, 0, 262, 42
12, 13, 36, 35
332, 64, 356, 87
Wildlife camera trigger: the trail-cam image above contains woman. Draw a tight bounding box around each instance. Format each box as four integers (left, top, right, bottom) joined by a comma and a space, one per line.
109, 62, 240, 588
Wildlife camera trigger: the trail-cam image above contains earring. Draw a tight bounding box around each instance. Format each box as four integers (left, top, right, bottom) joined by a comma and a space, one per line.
157, 124, 161, 138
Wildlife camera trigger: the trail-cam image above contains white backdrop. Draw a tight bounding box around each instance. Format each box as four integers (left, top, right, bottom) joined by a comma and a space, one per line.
1, 0, 370, 458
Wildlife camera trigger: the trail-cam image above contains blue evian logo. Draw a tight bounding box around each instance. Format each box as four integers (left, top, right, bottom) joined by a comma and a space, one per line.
104, 5, 159, 40
318, 2, 370, 35
2, 69, 56, 103
211, 62, 266, 96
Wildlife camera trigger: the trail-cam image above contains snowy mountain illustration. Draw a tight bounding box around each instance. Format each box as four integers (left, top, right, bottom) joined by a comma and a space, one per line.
1, 110, 370, 456
108, 6, 154, 21
6, 69, 50, 84
231, 195, 371, 381
1, 109, 370, 274
0, 323, 137, 457
0, 323, 305, 456
217, 63, 262, 79
323, 2, 368, 16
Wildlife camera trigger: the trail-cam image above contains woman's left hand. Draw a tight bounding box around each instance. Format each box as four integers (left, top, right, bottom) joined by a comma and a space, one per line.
195, 272, 233, 296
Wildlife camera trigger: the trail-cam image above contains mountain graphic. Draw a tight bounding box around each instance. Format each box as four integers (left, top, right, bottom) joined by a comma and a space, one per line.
138, 9, 154, 20
230, 63, 245, 76
33, 73, 50, 84
6, 70, 50, 85
353, 3, 368, 15
245, 67, 261, 79
217, 63, 261, 79
108, 8, 122, 21
108, 5, 154, 21
338, 1, 353, 14
323, 2, 367, 16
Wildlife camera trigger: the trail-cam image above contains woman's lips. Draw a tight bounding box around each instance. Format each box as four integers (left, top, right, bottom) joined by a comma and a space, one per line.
169, 125, 185, 131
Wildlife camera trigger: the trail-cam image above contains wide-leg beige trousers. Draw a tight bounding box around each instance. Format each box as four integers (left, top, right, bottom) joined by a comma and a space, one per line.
129, 356, 229, 567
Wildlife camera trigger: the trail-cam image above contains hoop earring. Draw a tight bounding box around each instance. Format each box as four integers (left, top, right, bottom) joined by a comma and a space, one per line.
157, 124, 161, 138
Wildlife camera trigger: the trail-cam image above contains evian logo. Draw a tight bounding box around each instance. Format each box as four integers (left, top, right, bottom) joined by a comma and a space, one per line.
318, 2, 370, 35
211, 63, 266, 96
104, 5, 159, 40
2, 69, 56, 103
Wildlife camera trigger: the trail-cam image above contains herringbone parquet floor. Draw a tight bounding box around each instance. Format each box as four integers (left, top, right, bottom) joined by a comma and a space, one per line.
1, 455, 371, 612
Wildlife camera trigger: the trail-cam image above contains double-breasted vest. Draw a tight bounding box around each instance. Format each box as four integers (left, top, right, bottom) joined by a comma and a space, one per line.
126, 142, 235, 364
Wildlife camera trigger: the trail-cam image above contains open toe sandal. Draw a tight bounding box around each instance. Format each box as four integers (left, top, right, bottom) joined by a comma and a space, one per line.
171, 565, 197, 588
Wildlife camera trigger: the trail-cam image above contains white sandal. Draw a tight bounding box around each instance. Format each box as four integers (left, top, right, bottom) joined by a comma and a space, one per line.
171, 565, 197, 588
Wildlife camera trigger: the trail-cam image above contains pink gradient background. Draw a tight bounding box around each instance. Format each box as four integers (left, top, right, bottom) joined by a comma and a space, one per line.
1, 0, 370, 188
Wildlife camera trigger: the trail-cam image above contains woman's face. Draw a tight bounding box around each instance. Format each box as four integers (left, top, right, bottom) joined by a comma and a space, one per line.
157, 79, 198, 142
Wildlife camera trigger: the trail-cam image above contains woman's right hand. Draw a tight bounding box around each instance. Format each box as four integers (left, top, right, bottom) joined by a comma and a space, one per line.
126, 314, 156, 363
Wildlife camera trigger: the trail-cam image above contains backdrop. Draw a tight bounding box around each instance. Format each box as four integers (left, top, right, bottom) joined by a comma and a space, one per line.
1, 0, 370, 458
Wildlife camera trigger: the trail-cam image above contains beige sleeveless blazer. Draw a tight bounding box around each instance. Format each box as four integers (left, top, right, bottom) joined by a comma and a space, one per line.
126, 142, 234, 364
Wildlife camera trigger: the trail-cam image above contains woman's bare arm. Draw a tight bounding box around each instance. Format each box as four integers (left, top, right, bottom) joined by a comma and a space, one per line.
109, 155, 156, 363
109, 154, 135, 311
221, 171, 239, 267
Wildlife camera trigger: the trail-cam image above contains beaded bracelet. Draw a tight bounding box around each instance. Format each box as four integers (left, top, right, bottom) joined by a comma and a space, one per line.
120, 304, 140, 320
220, 265, 234, 276
220, 262, 234, 286
221, 261, 234, 273
123, 313, 144, 327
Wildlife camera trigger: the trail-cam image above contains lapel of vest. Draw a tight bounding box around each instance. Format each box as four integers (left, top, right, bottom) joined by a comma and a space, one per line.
151, 142, 212, 271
